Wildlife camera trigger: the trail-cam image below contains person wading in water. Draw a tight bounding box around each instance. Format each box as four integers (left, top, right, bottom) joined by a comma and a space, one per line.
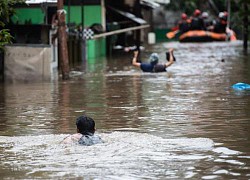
132, 48, 175, 73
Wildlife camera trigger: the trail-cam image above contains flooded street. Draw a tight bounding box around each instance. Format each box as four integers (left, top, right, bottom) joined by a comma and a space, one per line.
0, 41, 250, 179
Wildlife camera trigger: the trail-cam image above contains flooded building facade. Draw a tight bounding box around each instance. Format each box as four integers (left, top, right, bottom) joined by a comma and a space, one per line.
4, 0, 170, 81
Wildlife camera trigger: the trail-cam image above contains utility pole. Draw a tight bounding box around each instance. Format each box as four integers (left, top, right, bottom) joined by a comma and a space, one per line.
134, 0, 142, 51
243, 1, 248, 53
226, 0, 231, 29
57, 0, 70, 80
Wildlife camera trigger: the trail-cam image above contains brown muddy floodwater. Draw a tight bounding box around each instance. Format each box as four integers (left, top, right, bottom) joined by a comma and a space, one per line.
0, 41, 250, 179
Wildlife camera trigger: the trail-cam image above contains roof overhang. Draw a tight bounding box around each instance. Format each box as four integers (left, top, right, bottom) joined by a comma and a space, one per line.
25, 0, 57, 4
153, 0, 170, 4
141, 0, 170, 9
108, 6, 147, 25
141, 0, 160, 9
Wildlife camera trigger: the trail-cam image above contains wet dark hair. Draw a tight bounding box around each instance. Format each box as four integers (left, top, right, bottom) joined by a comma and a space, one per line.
166, 52, 176, 62
76, 115, 95, 135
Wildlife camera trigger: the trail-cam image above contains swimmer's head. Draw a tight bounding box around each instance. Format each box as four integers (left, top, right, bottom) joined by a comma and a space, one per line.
149, 53, 159, 65
76, 115, 95, 135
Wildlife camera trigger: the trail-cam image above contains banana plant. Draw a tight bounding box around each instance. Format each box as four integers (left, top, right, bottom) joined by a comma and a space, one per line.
0, 28, 13, 50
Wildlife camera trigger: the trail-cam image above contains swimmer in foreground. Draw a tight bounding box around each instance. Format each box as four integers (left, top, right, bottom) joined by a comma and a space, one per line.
62, 115, 103, 146
132, 48, 175, 73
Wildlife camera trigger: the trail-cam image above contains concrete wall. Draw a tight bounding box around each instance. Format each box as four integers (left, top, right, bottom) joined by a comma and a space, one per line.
4, 45, 58, 82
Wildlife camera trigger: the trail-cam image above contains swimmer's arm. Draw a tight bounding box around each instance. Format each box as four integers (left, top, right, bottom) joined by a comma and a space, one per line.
132, 50, 141, 67
61, 135, 73, 144
61, 134, 82, 144
165, 48, 174, 68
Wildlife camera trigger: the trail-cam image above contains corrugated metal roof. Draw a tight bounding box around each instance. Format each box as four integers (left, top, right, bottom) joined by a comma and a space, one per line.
25, 0, 57, 4
141, 0, 160, 8
154, 0, 170, 4
141, 0, 170, 9
26, 0, 170, 5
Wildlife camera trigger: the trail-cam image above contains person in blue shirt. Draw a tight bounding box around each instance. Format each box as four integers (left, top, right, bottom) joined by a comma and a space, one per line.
62, 115, 103, 146
132, 48, 175, 72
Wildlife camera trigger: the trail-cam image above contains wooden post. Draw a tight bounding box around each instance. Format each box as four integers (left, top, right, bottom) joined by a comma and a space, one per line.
135, 0, 142, 51
101, 0, 106, 32
81, 0, 87, 62
57, 0, 70, 80
226, 0, 231, 29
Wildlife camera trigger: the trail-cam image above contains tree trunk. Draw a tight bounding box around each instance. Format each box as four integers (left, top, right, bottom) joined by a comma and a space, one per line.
57, 0, 70, 80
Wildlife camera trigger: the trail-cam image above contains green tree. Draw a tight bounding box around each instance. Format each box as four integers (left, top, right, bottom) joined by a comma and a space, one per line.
0, 0, 24, 50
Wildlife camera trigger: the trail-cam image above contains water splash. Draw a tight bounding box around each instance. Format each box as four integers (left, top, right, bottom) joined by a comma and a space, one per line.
0, 132, 215, 179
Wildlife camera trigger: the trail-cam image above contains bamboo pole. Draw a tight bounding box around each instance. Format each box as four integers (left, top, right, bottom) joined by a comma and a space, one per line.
92, 24, 149, 39
57, 0, 70, 80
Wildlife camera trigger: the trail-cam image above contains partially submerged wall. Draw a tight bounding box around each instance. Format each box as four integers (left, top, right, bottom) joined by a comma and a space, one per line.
4, 45, 58, 82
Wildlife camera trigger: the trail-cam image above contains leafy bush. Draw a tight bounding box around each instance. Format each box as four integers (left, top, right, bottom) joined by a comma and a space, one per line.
0, 0, 25, 50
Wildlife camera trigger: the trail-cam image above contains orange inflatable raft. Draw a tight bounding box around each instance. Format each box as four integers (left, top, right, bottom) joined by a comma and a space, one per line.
179, 30, 236, 42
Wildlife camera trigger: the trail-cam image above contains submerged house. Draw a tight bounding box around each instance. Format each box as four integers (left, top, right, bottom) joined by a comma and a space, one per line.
6, 0, 106, 81
5, 0, 169, 81
104, 0, 171, 51
9, 0, 106, 59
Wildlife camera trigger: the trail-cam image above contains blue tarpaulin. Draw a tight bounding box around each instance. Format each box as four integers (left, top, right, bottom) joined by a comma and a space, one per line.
231, 83, 250, 90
